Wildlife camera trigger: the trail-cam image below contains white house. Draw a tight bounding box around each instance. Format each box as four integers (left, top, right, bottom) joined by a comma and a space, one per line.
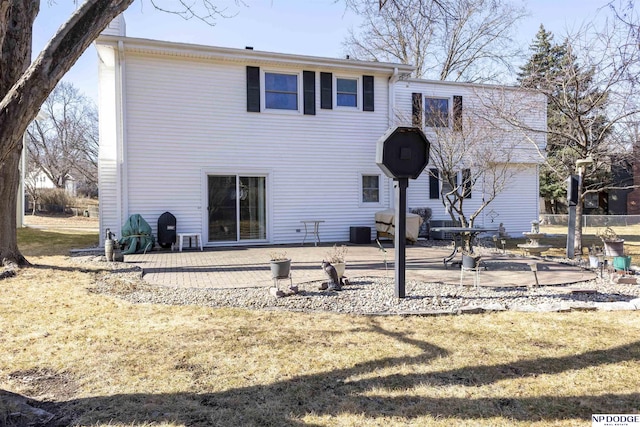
26, 167, 77, 196
96, 16, 546, 246
395, 79, 546, 232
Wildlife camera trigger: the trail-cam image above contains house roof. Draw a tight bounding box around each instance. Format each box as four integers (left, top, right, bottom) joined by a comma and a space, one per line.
95, 35, 416, 75
404, 77, 542, 96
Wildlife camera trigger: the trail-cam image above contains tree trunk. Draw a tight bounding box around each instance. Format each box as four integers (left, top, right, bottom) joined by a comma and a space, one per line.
0, 143, 28, 267
0, 0, 38, 267
0, 0, 133, 267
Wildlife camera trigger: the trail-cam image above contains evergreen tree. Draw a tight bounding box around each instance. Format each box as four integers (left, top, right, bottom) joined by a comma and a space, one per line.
518, 26, 569, 211
516, 23, 634, 254
518, 26, 611, 215
518, 25, 566, 92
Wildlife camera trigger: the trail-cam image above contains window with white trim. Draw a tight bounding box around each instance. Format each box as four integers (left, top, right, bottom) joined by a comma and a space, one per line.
336, 77, 358, 107
264, 72, 298, 110
424, 97, 449, 127
362, 174, 380, 203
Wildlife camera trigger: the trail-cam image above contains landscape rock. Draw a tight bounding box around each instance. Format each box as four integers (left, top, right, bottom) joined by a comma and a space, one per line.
87, 257, 640, 316
596, 301, 638, 311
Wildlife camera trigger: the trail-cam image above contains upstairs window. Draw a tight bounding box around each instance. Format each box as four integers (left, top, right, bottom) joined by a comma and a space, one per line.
336, 78, 358, 107
424, 98, 449, 127
429, 168, 472, 199
265, 72, 298, 110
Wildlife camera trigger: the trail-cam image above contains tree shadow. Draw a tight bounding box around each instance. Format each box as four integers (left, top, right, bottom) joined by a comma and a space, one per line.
29, 321, 640, 426
28, 263, 121, 274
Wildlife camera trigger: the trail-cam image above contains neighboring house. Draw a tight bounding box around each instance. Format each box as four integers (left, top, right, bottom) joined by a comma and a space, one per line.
96, 16, 546, 246
26, 167, 77, 196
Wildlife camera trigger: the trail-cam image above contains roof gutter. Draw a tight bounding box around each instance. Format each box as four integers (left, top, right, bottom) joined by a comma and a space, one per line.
96, 35, 415, 75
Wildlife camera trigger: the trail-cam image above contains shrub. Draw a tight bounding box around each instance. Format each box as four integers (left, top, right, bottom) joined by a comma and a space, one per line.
38, 188, 73, 213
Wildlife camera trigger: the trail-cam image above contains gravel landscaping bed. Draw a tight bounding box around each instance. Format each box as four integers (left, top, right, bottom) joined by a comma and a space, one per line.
82, 255, 640, 315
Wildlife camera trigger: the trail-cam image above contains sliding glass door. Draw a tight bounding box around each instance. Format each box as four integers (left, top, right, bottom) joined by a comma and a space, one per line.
208, 175, 266, 242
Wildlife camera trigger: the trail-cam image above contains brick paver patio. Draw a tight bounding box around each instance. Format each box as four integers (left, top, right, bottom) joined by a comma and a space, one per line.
124, 243, 596, 289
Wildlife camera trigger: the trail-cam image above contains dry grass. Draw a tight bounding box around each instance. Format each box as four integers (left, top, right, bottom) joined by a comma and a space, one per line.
16, 227, 98, 257
510, 225, 640, 264
1, 228, 639, 426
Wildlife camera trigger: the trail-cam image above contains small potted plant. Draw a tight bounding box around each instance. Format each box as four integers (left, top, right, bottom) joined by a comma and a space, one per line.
597, 227, 624, 257
588, 244, 602, 269
269, 250, 291, 279
326, 244, 348, 278
461, 251, 481, 269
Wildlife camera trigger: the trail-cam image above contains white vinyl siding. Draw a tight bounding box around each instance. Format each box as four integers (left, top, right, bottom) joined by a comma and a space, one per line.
97, 45, 121, 245
397, 80, 545, 236
407, 164, 539, 236
97, 37, 544, 244
395, 80, 546, 164
99, 46, 395, 245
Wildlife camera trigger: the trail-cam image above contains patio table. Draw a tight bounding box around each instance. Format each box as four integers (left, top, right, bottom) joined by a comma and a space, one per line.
301, 220, 324, 246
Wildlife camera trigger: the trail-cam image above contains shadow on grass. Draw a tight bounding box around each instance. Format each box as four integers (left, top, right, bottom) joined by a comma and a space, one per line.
28, 263, 129, 275
35, 321, 640, 426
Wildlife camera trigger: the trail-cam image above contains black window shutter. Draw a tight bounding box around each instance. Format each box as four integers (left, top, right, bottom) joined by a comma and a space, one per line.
462, 168, 472, 198
363, 75, 374, 111
303, 71, 316, 115
453, 95, 463, 131
429, 168, 440, 199
246, 66, 260, 112
412, 93, 423, 127
320, 72, 332, 109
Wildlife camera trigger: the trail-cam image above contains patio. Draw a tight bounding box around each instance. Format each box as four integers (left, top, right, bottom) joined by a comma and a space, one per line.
124, 242, 596, 290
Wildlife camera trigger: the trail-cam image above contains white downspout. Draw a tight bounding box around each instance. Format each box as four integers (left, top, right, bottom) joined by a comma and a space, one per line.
388, 67, 399, 128
386, 68, 400, 209
116, 39, 128, 232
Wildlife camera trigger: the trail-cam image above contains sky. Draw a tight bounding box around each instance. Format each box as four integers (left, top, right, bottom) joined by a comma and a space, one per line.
31, 0, 615, 103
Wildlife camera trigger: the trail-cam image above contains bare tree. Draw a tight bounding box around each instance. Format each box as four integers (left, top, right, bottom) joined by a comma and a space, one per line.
27, 81, 98, 193
344, 0, 528, 82
498, 18, 640, 254
607, 0, 640, 42
0, 0, 239, 268
396, 86, 543, 251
